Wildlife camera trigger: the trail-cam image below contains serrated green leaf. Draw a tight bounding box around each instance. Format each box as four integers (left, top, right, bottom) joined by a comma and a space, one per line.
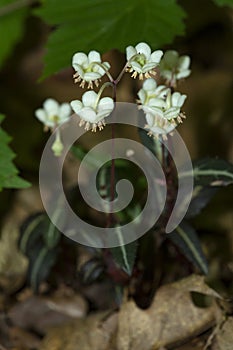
0, 0, 29, 67
168, 221, 208, 275
35, 0, 186, 78
111, 226, 138, 275
213, 0, 233, 7
0, 114, 30, 190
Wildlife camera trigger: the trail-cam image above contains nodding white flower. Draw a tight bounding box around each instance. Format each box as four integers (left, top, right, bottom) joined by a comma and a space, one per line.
72, 51, 110, 88
35, 98, 71, 131
138, 78, 169, 116
145, 113, 177, 138
126, 42, 163, 79
159, 50, 191, 84
137, 81, 187, 138
70, 91, 114, 132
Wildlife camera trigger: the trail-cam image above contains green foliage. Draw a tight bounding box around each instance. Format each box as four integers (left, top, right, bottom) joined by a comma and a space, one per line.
0, 114, 30, 191
35, 0, 186, 78
184, 158, 233, 218
168, 221, 208, 274
19, 213, 61, 292
213, 0, 233, 7
111, 233, 138, 275
0, 0, 28, 67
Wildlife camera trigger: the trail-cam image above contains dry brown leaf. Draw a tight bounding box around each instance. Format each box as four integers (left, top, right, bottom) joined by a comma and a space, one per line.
214, 317, 233, 350
9, 293, 87, 335
117, 275, 220, 350
40, 312, 118, 350
40, 275, 221, 350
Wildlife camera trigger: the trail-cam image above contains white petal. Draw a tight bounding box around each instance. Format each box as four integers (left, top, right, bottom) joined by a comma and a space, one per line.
135, 42, 151, 59
59, 103, 71, 120
164, 107, 180, 119
35, 109, 47, 123
130, 61, 143, 73
145, 113, 155, 126
143, 78, 157, 91
78, 107, 97, 123
150, 50, 163, 63
172, 92, 186, 107
82, 91, 97, 108
103, 61, 110, 70
43, 99, 59, 116
72, 65, 85, 78
176, 69, 191, 79
84, 71, 102, 81
142, 62, 158, 72
88, 50, 101, 63
138, 89, 146, 104
155, 85, 169, 98
126, 46, 137, 60
178, 56, 190, 70
72, 52, 87, 67
143, 106, 164, 119
70, 100, 83, 113
148, 98, 166, 108
98, 97, 114, 113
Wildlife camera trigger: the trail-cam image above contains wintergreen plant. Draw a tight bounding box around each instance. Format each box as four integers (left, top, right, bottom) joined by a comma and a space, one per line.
20, 42, 233, 294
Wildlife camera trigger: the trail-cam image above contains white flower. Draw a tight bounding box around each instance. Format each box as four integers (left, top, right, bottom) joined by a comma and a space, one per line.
159, 50, 191, 84
72, 51, 110, 88
145, 113, 177, 137
138, 78, 169, 116
126, 42, 163, 79
163, 91, 187, 122
70, 91, 114, 132
35, 98, 71, 130
137, 81, 187, 138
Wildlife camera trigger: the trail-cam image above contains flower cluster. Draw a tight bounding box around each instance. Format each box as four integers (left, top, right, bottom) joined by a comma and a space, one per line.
138, 78, 186, 138
35, 43, 191, 156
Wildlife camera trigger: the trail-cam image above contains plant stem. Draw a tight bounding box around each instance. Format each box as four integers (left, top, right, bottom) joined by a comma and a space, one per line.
0, 0, 35, 16
109, 83, 117, 226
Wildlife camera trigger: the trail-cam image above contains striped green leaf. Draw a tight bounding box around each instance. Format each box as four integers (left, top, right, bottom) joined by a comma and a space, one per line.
168, 221, 208, 274
111, 226, 138, 275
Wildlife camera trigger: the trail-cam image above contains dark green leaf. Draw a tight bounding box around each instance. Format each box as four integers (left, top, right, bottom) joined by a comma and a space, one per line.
0, 0, 29, 67
168, 221, 208, 274
19, 212, 62, 291
111, 226, 138, 275
29, 245, 57, 292
181, 158, 233, 187
185, 186, 219, 218
35, 0, 186, 78
181, 158, 233, 218
0, 114, 30, 190
213, 0, 233, 7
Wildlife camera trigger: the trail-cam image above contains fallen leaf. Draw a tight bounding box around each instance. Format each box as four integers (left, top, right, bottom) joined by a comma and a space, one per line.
117, 275, 220, 350
40, 275, 220, 350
